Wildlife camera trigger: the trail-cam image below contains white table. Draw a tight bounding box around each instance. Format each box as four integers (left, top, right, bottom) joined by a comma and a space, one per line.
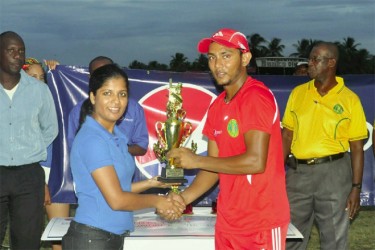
42, 207, 302, 250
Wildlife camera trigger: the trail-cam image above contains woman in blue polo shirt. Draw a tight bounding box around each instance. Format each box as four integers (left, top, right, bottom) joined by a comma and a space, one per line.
62, 64, 185, 250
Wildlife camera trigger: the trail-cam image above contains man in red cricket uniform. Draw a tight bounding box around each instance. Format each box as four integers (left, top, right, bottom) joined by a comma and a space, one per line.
167, 28, 290, 250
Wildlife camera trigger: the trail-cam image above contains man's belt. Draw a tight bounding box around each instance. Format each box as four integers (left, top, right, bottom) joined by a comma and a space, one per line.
0, 162, 40, 169
296, 152, 345, 165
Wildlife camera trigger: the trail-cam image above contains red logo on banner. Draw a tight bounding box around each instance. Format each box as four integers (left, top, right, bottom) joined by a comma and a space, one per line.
135, 84, 217, 179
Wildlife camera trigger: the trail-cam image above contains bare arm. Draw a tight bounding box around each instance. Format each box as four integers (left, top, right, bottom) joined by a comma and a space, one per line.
181, 170, 218, 205
44, 59, 60, 70
282, 127, 293, 161
180, 139, 219, 205
131, 176, 182, 193
91, 166, 185, 214
346, 139, 364, 219
128, 144, 147, 156
44, 184, 51, 206
168, 129, 270, 175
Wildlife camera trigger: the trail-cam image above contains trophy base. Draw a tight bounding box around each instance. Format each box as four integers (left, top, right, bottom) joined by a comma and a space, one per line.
157, 167, 188, 184
157, 176, 188, 184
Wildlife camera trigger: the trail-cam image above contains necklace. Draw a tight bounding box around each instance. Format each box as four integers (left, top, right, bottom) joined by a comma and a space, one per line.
224, 83, 245, 104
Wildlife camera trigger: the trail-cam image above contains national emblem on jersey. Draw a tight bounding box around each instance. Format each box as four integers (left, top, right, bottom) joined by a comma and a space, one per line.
227, 119, 239, 138
333, 104, 344, 114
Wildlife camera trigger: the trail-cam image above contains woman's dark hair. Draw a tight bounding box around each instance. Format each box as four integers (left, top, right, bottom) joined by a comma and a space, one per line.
77, 64, 129, 132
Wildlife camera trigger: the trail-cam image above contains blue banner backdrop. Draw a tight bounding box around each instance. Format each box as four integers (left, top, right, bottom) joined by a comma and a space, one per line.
47, 66, 375, 206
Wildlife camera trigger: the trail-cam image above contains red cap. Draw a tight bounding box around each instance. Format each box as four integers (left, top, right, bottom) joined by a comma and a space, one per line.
197, 28, 250, 53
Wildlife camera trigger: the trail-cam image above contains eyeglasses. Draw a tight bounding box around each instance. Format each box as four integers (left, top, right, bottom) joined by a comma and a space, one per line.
5, 48, 25, 56
308, 56, 333, 64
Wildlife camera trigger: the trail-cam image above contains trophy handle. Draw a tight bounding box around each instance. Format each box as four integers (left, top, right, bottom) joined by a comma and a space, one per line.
183, 122, 193, 136
179, 122, 193, 147
153, 141, 166, 162
155, 121, 166, 146
176, 109, 186, 120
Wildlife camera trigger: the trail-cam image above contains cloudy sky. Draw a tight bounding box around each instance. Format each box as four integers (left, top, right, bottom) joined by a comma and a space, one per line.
1, 0, 374, 67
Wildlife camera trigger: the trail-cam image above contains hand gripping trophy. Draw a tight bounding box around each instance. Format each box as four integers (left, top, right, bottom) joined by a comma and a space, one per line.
153, 80, 197, 193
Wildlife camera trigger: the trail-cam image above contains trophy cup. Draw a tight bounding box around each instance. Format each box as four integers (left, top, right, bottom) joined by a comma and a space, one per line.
153, 80, 197, 192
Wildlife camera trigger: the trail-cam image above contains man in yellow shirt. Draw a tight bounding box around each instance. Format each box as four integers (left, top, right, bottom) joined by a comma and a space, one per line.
282, 42, 367, 250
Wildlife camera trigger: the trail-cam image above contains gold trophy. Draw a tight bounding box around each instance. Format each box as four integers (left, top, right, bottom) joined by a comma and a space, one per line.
153, 80, 197, 191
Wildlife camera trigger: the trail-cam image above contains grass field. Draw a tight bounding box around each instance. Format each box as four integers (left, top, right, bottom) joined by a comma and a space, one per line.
307, 206, 375, 250
2, 206, 374, 250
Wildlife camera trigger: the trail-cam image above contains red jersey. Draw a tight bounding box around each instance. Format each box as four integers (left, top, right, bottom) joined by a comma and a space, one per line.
203, 76, 290, 234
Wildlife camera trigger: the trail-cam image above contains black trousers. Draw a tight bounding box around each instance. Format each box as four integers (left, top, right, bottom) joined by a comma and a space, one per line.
62, 221, 128, 250
0, 163, 45, 250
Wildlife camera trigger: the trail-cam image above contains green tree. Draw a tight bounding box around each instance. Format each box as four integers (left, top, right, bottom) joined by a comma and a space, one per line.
247, 33, 268, 57
170, 53, 190, 72
353, 49, 374, 74
265, 38, 285, 57
189, 54, 208, 71
340, 37, 360, 55
290, 39, 317, 58
336, 37, 361, 74
128, 60, 147, 69
246, 33, 268, 71
147, 60, 168, 71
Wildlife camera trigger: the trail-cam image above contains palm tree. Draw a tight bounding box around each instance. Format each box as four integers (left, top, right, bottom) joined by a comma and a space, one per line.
189, 54, 208, 71
337, 47, 373, 74
246, 33, 268, 71
265, 38, 285, 57
169, 53, 190, 72
291, 39, 312, 58
336, 37, 361, 74
340, 37, 360, 55
291, 39, 322, 58
247, 33, 268, 57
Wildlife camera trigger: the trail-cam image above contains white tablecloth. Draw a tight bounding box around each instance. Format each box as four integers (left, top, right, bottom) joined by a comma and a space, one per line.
42, 207, 302, 250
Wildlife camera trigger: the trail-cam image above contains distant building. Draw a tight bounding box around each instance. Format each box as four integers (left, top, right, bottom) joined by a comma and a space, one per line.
254, 57, 308, 75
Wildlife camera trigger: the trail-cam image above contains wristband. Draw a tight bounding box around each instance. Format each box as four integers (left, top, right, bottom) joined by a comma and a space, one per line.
352, 183, 362, 190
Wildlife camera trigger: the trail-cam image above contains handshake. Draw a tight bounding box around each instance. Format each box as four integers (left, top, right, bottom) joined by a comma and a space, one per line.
155, 192, 187, 221
151, 147, 200, 220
